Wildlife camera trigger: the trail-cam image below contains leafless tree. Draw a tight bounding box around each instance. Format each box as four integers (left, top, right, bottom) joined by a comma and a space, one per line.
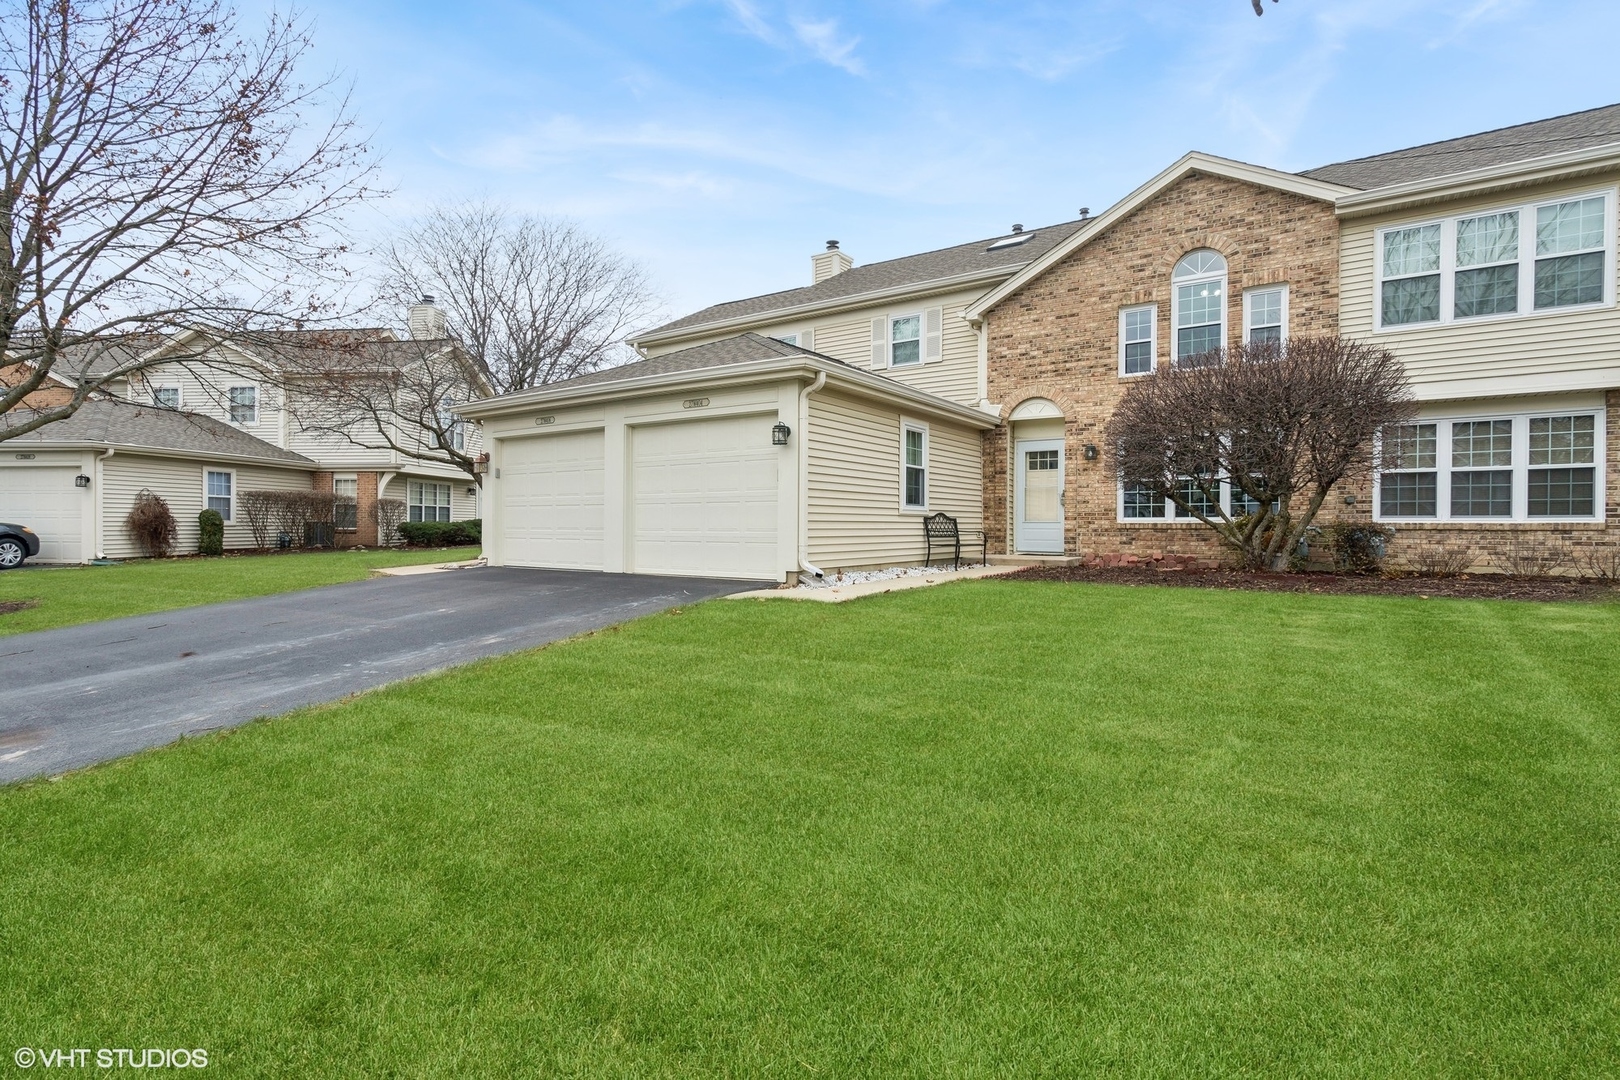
378, 201, 657, 396
0, 0, 376, 442
280, 334, 490, 483
1106, 336, 1417, 570
371, 497, 404, 547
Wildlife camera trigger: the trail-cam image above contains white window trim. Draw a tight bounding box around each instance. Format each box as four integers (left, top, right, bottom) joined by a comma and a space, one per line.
889, 312, 924, 369
899, 419, 929, 512
1115, 477, 1258, 524
1242, 285, 1289, 345
203, 467, 236, 522
1172, 257, 1228, 365
1118, 303, 1157, 378
1374, 187, 1617, 333
407, 479, 453, 523
149, 383, 182, 409
1373, 404, 1606, 523
333, 474, 359, 531
226, 383, 260, 426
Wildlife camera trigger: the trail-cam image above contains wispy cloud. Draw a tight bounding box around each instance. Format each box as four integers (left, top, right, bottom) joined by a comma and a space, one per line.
722, 0, 780, 45
790, 17, 864, 75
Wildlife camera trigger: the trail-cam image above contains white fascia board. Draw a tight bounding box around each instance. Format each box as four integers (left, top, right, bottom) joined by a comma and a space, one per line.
456, 357, 999, 430
630, 266, 1020, 350
964, 152, 1355, 323
1334, 142, 1620, 219
10, 439, 317, 470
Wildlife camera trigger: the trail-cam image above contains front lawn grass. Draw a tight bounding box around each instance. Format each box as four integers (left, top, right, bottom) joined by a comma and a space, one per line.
2, 581, 1617, 1076
0, 546, 480, 636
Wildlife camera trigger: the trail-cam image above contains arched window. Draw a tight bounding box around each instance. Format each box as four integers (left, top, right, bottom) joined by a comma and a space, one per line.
1172, 250, 1227, 362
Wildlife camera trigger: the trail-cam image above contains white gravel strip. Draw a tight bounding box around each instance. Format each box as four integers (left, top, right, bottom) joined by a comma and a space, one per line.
795, 563, 985, 590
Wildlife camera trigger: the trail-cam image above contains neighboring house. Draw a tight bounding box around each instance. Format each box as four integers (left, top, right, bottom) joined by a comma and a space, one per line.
468, 102, 1620, 582
0, 299, 485, 561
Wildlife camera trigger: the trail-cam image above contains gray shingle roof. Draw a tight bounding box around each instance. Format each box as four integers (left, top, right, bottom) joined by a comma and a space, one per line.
37, 327, 449, 380
1300, 102, 1620, 190
1, 399, 315, 465
640, 220, 1090, 339
545, 333, 844, 392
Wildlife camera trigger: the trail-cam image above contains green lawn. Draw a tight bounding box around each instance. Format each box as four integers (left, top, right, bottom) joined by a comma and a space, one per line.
3, 581, 1618, 1077
0, 546, 481, 635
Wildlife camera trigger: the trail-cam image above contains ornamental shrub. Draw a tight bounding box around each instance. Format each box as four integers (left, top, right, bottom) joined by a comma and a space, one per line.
397, 519, 481, 547
197, 509, 225, 556
124, 490, 179, 558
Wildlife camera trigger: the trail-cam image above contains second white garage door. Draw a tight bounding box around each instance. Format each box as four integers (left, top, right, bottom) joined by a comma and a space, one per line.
632, 415, 779, 579
0, 465, 85, 563
500, 430, 605, 570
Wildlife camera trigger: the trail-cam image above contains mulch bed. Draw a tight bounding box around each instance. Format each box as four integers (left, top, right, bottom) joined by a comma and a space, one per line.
0, 599, 40, 616
1002, 565, 1619, 602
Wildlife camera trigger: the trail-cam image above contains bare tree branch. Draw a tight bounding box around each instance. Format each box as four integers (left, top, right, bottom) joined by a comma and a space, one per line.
377, 201, 658, 396
1104, 336, 1417, 569
0, 0, 378, 441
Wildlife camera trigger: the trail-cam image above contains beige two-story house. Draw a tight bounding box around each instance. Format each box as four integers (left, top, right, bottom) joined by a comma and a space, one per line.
468, 104, 1620, 581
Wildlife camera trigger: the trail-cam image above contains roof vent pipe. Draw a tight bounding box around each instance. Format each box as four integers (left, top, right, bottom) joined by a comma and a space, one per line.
1011, 224, 1023, 234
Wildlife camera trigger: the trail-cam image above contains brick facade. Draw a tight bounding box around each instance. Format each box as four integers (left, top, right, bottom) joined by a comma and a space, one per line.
983, 172, 1341, 561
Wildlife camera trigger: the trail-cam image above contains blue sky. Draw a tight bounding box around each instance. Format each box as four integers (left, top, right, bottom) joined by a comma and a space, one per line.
281, 0, 1620, 324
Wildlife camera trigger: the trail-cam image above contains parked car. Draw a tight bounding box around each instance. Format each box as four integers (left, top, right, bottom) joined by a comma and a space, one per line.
0, 523, 40, 569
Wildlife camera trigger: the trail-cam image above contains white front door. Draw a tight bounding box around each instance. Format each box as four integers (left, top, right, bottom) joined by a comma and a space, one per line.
1014, 439, 1064, 554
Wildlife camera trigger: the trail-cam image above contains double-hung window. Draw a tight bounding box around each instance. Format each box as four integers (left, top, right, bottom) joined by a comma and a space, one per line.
205, 470, 233, 520
890, 315, 922, 367
1376, 409, 1603, 521
1380, 224, 1442, 326
227, 385, 258, 424
437, 406, 465, 451
1119, 305, 1156, 376
1173, 250, 1226, 363
408, 480, 452, 523
151, 385, 181, 409
901, 422, 927, 510
334, 476, 358, 530
1454, 212, 1519, 317
1244, 287, 1287, 345
1377, 190, 1612, 330
1535, 196, 1606, 309
1120, 476, 1261, 521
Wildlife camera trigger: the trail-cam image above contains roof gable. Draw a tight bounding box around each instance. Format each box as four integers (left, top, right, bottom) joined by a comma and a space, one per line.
964, 153, 1352, 322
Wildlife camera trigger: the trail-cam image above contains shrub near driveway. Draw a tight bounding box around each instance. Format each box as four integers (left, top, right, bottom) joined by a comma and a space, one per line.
1, 581, 1616, 1076
0, 546, 480, 636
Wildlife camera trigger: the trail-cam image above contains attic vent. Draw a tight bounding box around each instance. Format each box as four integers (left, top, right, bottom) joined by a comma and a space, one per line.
987, 231, 1035, 251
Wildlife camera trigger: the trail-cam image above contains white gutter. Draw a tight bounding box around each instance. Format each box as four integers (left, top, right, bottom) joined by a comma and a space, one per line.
10, 439, 317, 471
93, 447, 114, 560
796, 371, 827, 580
1333, 141, 1620, 219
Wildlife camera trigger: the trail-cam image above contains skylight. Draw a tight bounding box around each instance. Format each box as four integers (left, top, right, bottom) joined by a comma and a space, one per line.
987, 232, 1035, 251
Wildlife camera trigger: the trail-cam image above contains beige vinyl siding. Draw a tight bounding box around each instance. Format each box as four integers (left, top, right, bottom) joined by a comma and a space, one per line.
807, 390, 982, 570
383, 474, 479, 522
641, 286, 990, 409
100, 454, 311, 558
129, 350, 286, 445
1342, 172, 1620, 397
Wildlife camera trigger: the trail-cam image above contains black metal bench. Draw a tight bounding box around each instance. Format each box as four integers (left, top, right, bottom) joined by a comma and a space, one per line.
923, 512, 985, 570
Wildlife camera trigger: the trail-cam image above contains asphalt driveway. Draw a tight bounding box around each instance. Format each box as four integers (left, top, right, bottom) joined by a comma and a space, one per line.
0, 567, 762, 784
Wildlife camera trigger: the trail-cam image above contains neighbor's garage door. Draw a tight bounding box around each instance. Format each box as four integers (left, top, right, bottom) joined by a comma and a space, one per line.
631, 415, 779, 579
500, 430, 605, 570
0, 465, 84, 562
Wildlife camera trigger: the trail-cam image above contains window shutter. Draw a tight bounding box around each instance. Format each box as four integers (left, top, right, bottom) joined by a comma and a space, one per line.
801, 327, 814, 352
924, 307, 944, 363
871, 317, 887, 368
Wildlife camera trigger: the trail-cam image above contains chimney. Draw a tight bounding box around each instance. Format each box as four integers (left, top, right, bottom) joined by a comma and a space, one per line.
811, 240, 853, 285
407, 294, 447, 340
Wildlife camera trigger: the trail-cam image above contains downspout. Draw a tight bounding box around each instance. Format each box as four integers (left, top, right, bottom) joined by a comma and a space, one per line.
93, 446, 114, 560
797, 370, 827, 580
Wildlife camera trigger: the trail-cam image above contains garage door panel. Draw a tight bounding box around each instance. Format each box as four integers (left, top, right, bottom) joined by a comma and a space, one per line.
0, 467, 84, 562
501, 430, 604, 570
632, 415, 778, 579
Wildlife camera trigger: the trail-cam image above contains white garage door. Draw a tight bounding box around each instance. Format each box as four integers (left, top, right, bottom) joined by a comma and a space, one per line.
0, 465, 85, 562
500, 430, 605, 570
632, 415, 779, 579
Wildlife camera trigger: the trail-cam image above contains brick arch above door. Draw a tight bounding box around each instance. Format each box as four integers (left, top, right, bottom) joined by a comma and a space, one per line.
996, 384, 1082, 424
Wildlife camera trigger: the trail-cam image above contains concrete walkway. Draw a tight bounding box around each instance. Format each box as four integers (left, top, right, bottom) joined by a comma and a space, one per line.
0, 567, 761, 784
725, 563, 1025, 603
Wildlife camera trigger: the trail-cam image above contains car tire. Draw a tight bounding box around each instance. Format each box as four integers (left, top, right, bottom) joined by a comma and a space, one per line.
0, 538, 25, 569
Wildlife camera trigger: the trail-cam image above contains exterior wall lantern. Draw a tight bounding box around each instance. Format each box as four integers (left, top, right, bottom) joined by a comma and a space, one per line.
74, 473, 91, 487
771, 422, 791, 446
1082, 444, 1099, 461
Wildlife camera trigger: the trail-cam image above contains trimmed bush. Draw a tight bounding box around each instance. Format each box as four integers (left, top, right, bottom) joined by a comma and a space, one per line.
197, 509, 225, 556
1325, 524, 1393, 575
397, 519, 481, 547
